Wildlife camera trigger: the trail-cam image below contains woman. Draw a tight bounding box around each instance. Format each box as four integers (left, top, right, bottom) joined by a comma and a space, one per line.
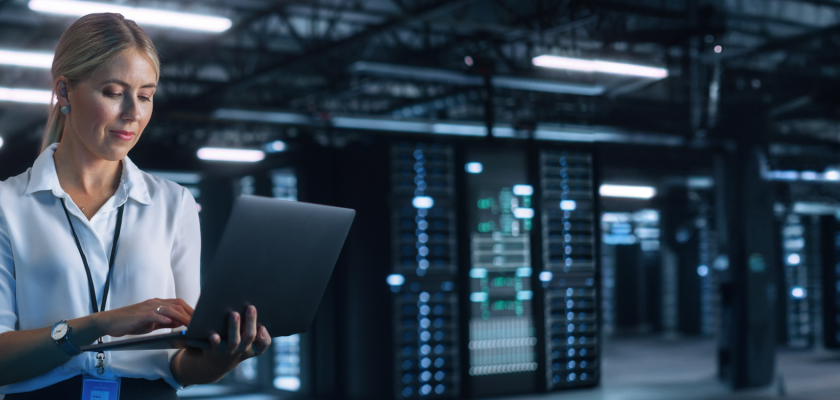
0, 13, 271, 398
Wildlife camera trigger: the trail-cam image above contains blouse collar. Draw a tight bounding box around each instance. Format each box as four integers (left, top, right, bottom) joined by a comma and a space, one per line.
24, 143, 152, 206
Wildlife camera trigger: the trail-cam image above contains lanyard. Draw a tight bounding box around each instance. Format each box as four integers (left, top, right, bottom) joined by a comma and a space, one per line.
60, 198, 124, 315
60, 198, 124, 375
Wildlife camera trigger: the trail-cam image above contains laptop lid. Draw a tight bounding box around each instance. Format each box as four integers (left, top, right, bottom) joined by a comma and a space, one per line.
185, 195, 355, 339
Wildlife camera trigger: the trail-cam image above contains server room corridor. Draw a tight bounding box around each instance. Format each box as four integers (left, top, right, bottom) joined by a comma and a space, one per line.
485, 336, 840, 400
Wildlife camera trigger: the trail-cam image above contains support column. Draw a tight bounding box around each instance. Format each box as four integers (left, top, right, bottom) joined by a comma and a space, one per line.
714, 108, 777, 388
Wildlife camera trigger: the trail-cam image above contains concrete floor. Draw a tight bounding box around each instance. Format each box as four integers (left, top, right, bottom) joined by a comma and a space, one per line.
174, 336, 840, 399
498, 336, 840, 400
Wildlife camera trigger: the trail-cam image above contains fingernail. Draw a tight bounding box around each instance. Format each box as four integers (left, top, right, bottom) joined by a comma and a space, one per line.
232, 313, 239, 322
248, 306, 255, 316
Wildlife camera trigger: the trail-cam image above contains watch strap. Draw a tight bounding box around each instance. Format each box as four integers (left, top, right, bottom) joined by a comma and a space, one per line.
58, 339, 81, 356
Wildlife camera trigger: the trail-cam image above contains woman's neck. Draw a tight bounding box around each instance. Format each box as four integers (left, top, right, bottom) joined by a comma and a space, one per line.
53, 138, 122, 196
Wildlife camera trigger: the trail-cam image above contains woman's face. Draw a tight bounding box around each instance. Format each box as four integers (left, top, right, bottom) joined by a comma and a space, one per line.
56, 47, 157, 161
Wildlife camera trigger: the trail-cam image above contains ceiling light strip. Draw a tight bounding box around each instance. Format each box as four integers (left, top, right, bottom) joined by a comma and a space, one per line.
533, 55, 668, 79
28, 0, 232, 32
0, 87, 52, 104
0, 50, 53, 69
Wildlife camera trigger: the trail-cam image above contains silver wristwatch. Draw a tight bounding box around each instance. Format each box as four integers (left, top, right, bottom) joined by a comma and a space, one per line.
51, 320, 81, 356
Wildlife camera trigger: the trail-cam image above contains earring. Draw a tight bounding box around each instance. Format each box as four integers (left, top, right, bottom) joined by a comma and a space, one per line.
60, 105, 70, 114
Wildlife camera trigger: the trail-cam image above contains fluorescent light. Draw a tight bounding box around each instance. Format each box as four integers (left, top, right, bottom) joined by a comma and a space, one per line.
515, 267, 532, 277
196, 147, 265, 162
386, 274, 405, 286
512, 185, 533, 196
513, 208, 534, 219
273, 377, 301, 391
0, 136, 3, 149
465, 162, 483, 174
412, 196, 434, 209
0, 87, 52, 104
599, 184, 656, 199
0, 49, 52, 69
787, 253, 800, 265
212, 109, 309, 125
533, 55, 668, 79
826, 170, 840, 181
28, 0, 232, 32
791, 287, 806, 299
264, 140, 287, 153
697, 265, 709, 277
538, 271, 553, 282
560, 200, 577, 211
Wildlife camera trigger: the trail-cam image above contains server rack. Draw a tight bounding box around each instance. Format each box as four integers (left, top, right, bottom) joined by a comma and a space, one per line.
461, 148, 538, 397
821, 215, 840, 348
538, 148, 600, 390
390, 142, 461, 399
782, 213, 814, 347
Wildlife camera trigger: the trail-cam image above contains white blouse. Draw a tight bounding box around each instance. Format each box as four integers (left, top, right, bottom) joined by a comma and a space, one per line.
0, 143, 201, 394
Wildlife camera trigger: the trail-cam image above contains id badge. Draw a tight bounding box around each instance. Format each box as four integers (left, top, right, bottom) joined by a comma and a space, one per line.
81, 374, 120, 400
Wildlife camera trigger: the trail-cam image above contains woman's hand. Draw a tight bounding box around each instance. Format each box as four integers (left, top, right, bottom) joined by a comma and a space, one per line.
98, 298, 193, 337
185, 305, 271, 380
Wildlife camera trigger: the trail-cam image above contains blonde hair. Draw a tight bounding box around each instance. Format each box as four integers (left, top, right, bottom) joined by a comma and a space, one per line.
41, 13, 160, 153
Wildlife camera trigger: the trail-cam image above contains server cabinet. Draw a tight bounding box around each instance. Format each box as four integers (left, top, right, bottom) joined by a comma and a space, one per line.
461, 148, 538, 397
821, 215, 840, 348
390, 142, 462, 399
538, 148, 600, 390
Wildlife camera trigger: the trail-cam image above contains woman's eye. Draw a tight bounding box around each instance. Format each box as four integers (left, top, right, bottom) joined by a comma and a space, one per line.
140, 96, 152, 102
105, 92, 121, 98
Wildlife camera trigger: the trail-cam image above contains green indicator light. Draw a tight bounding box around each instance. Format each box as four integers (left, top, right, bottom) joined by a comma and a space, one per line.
516, 305, 524, 315
524, 197, 531, 207
482, 310, 490, 320
477, 198, 495, 209
525, 219, 532, 231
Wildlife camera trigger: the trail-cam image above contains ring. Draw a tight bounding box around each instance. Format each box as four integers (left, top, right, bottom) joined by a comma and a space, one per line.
156, 306, 163, 314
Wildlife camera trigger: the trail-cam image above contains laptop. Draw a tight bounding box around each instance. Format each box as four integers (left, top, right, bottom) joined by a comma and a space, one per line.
80, 195, 355, 351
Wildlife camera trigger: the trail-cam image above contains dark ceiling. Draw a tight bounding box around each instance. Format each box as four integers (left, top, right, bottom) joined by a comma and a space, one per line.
3, 0, 840, 151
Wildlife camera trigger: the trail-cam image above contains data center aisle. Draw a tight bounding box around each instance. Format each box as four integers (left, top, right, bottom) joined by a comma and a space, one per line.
169, 336, 840, 399
485, 336, 840, 400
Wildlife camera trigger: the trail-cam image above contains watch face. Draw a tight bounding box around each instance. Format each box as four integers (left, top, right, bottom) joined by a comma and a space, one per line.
51, 322, 68, 340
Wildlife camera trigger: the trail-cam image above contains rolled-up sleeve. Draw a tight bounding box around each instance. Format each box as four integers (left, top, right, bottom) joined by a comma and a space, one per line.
164, 186, 202, 390
0, 207, 16, 335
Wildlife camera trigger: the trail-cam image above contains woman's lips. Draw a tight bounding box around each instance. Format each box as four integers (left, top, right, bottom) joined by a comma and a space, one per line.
111, 130, 134, 141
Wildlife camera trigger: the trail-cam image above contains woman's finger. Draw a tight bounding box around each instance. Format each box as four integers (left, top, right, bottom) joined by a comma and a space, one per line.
170, 298, 195, 317
208, 333, 222, 350
252, 326, 271, 357
227, 312, 240, 355
240, 306, 257, 353
158, 306, 190, 326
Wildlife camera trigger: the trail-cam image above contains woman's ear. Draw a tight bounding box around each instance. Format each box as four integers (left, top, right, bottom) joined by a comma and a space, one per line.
55, 77, 69, 105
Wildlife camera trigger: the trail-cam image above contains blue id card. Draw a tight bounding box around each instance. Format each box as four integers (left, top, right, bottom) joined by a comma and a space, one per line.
81, 375, 120, 400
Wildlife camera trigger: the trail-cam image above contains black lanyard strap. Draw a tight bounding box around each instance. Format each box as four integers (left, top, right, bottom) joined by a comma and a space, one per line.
60, 198, 124, 315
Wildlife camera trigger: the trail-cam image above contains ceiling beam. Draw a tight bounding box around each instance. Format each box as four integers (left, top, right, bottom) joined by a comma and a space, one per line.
176, 0, 481, 108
